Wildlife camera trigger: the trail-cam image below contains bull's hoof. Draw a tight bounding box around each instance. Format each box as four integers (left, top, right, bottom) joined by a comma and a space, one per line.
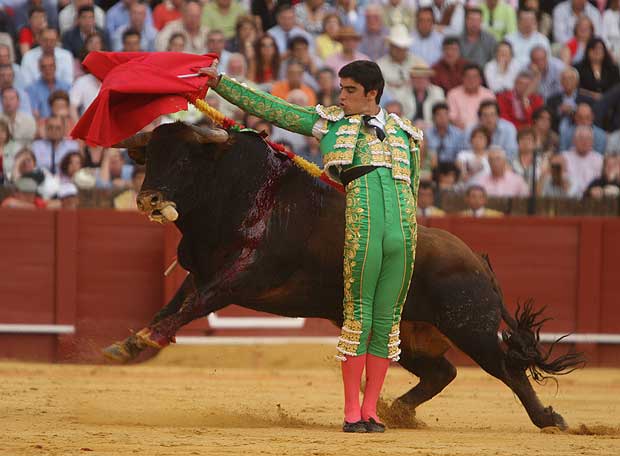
103, 342, 133, 363
378, 399, 426, 429
544, 406, 568, 431
135, 328, 172, 349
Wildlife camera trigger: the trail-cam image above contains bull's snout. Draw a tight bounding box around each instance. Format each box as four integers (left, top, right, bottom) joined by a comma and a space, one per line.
137, 190, 163, 212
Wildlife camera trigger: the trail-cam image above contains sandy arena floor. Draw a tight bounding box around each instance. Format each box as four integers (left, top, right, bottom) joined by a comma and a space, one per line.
2, 344, 619, 456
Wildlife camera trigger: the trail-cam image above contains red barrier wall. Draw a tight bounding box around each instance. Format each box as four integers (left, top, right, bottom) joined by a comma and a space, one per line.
1, 209, 619, 365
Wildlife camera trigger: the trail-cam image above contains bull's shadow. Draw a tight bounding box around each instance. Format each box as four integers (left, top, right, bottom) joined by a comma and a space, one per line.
105, 122, 583, 430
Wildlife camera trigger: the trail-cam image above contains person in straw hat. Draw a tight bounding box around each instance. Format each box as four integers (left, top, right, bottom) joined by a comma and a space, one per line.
400, 62, 445, 125
324, 26, 369, 75
378, 24, 426, 108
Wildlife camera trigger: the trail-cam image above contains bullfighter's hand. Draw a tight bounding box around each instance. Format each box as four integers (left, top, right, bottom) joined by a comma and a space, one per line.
199, 59, 220, 88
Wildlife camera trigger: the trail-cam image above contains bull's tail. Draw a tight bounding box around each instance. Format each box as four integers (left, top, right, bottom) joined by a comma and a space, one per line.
480, 254, 585, 384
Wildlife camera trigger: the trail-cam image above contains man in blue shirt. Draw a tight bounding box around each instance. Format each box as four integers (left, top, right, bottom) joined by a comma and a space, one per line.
424, 102, 465, 164
466, 99, 518, 160
26, 55, 71, 120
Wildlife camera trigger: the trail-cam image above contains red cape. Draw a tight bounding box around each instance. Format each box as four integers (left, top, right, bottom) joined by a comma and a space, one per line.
71, 52, 218, 146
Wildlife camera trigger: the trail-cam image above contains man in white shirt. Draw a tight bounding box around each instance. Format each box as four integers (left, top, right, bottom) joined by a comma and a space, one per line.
562, 126, 603, 197
21, 28, 74, 87
553, 0, 602, 45
0, 87, 36, 143
267, 4, 314, 56
31, 115, 80, 175
505, 9, 550, 67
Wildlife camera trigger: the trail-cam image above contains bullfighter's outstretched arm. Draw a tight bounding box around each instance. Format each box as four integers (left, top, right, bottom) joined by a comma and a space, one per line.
213, 74, 321, 137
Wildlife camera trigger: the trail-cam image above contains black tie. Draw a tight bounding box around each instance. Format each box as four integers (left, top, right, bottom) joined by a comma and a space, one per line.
363, 115, 386, 141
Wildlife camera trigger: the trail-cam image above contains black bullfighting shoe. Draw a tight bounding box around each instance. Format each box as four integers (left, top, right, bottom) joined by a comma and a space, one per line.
364, 417, 386, 433
342, 420, 368, 433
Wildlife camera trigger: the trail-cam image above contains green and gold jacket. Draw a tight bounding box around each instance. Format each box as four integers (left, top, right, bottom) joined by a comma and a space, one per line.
213, 75, 423, 187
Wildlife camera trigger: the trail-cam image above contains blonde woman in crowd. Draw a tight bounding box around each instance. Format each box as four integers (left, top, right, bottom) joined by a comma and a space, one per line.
315, 12, 343, 60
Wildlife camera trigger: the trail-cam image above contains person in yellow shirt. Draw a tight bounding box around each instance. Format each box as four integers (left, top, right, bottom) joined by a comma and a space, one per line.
459, 185, 504, 217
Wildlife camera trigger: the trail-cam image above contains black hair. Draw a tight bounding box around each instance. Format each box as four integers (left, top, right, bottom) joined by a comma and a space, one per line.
419, 181, 436, 192
442, 36, 460, 47
338, 60, 384, 104
77, 5, 95, 16
465, 184, 487, 196
581, 37, 616, 72
28, 6, 46, 17
288, 35, 309, 51
463, 62, 483, 78
532, 105, 552, 121
59, 151, 83, 177
478, 99, 499, 117
122, 28, 141, 42
432, 101, 449, 116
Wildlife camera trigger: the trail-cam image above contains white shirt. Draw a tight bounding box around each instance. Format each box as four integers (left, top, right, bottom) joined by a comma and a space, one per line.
553, 1, 602, 44
21, 47, 74, 87
504, 31, 551, 67
58, 3, 106, 34
562, 149, 603, 197
311, 108, 388, 140
484, 59, 521, 93
70, 73, 101, 116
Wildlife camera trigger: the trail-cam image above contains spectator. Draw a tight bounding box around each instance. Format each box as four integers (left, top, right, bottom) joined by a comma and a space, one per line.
358, 4, 388, 61
553, 0, 602, 44
546, 67, 594, 132
559, 14, 594, 65
459, 6, 497, 68
411, 7, 444, 66
385, 99, 404, 116
0, 64, 32, 115
62, 5, 110, 58
96, 148, 133, 189
281, 36, 321, 88
575, 38, 620, 99
435, 161, 461, 192
447, 63, 495, 130
0, 118, 23, 183
48, 91, 75, 138
26, 55, 71, 121
540, 154, 571, 197
0, 174, 44, 209
419, 139, 437, 182
153, 0, 183, 31
206, 30, 232, 72
226, 15, 258, 59
166, 32, 186, 52
18, 6, 47, 56
561, 125, 603, 197
603, 0, 620, 62
0, 44, 25, 89
155, 0, 208, 54
532, 106, 559, 155
474, 146, 529, 197
271, 61, 317, 106
383, 0, 415, 32
431, 36, 469, 93
511, 127, 547, 192
484, 41, 520, 93
0, 87, 36, 143
58, 0, 106, 35
522, 0, 552, 37
267, 4, 314, 57
248, 34, 280, 85
497, 70, 544, 129
74, 32, 106, 78
400, 63, 445, 127
69, 57, 102, 118
468, 99, 518, 160
334, 0, 360, 29
31, 116, 79, 175
528, 46, 565, 101
584, 154, 620, 199
456, 126, 491, 184
480, 0, 517, 41
202, 0, 247, 41
121, 28, 142, 52
324, 26, 369, 75
316, 67, 339, 106
21, 28, 73, 87
417, 181, 446, 217
459, 185, 504, 217
430, 0, 464, 37
425, 101, 465, 164
106, 0, 154, 38
112, 1, 156, 52
252, 0, 279, 33
10, 148, 58, 199
57, 182, 80, 209
505, 8, 550, 66
315, 12, 343, 60
58, 150, 83, 184
559, 103, 607, 154
378, 25, 425, 112
294, 0, 332, 37
114, 165, 146, 210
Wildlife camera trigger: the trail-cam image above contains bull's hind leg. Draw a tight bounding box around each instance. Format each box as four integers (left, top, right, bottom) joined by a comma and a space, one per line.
449, 332, 568, 430
103, 275, 197, 362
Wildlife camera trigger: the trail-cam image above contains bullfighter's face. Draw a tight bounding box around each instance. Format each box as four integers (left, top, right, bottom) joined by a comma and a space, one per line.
338, 77, 378, 117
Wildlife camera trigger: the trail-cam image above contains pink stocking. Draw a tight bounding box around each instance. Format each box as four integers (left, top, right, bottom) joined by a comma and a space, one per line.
361, 353, 389, 423
341, 354, 366, 423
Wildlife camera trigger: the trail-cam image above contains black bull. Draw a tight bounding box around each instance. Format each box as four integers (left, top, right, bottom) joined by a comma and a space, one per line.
105, 122, 582, 430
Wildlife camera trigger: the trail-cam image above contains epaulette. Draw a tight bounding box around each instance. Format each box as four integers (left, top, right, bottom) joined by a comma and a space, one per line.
389, 113, 423, 140
316, 105, 345, 121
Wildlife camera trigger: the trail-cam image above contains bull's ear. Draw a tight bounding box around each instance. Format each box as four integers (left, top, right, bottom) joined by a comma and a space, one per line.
112, 131, 153, 149
128, 147, 146, 165
186, 124, 229, 144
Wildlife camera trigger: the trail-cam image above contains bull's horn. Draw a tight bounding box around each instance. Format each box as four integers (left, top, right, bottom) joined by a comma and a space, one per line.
112, 131, 153, 149
161, 205, 179, 221
188, 124, 229, 144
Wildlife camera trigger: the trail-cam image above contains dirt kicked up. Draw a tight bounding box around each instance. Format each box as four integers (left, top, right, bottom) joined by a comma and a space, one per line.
2, 344, 619, 456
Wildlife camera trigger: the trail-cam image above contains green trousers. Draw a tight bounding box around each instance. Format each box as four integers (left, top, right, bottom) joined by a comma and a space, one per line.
336, 167, 417, 361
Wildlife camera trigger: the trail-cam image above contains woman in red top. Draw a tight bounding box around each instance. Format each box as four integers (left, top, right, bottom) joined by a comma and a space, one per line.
247, 34, 281, 85
497, 70, 544, 130
18, 6, 48, 56
560, 15, 594, 65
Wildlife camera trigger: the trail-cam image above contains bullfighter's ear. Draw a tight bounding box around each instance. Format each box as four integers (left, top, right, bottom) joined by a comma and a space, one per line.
128, 148, 146, 165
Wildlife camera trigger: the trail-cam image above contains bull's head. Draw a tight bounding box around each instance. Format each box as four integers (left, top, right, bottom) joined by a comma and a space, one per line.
113, 122, 229, 223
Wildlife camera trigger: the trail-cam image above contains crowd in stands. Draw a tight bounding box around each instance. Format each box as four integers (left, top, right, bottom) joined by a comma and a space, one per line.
1, 0, 620, 215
